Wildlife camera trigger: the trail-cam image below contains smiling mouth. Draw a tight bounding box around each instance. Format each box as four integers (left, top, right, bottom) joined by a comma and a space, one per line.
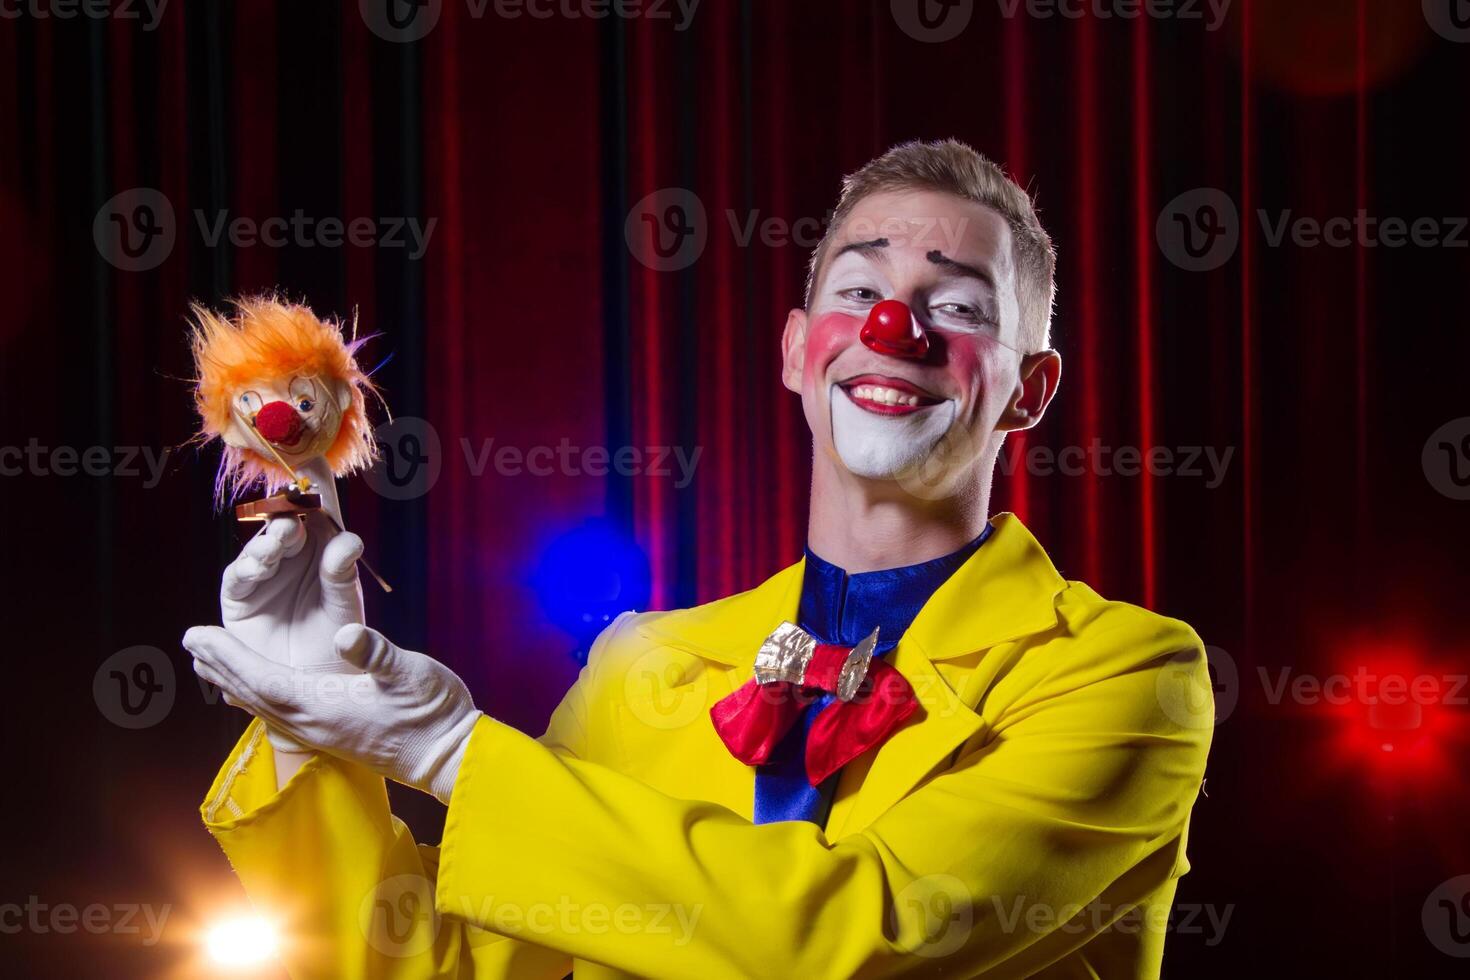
837, 374, 945, 416
260, 421, 313, 453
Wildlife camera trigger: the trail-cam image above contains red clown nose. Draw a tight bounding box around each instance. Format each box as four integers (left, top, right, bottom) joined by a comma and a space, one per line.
859, 300, 929, 359
253, 400, 304, 445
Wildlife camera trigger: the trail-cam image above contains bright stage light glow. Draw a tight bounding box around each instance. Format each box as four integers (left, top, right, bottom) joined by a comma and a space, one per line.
204, 915, 280, 967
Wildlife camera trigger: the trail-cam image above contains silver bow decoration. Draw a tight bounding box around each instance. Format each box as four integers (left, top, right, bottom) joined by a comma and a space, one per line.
751, 622, 880, 702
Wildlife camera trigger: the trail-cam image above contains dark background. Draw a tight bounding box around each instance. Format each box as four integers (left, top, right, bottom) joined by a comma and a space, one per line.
3, 0, 1469, 976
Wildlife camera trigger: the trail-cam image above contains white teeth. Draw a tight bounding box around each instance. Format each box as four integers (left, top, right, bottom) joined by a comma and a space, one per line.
851, 384, 921, 407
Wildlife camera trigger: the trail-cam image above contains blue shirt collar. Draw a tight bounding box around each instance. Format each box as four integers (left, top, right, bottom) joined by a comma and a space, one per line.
797, 525, 992, 653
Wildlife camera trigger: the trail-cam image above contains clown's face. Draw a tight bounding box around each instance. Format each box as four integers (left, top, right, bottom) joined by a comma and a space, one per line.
782, 189, 1057, 496
220, 374, 353, 471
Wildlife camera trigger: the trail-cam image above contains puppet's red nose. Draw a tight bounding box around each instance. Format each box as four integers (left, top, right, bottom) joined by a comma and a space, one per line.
859, 300, 929, 359
254, 400, 303, 445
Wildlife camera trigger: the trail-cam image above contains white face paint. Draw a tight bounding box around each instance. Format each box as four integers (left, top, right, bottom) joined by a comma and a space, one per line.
829, 383, 958, 479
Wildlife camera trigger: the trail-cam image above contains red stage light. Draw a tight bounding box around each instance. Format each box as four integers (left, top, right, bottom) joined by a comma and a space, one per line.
1318, 643, 1463, 781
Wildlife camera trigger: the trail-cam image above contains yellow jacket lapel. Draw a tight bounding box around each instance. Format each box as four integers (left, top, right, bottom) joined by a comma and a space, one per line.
829, 514, 1067, 837
626, 514, 1067, 836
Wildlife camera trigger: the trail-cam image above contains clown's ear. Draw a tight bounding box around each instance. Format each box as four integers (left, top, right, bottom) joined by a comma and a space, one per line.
334, 378, 353, 412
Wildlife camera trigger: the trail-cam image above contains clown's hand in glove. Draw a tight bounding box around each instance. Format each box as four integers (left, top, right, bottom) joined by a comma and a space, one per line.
184, 511, 480, 804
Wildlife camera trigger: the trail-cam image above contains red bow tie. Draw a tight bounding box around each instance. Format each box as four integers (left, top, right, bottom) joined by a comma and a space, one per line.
709, 622, 918, 786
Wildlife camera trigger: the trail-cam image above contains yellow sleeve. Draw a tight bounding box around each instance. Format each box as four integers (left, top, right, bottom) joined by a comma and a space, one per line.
203, 721, 574, 979
432, 615, 1212, 979
200, 627, 611, 980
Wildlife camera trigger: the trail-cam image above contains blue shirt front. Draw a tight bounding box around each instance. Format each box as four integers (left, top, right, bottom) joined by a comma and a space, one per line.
752, 527, 992, 826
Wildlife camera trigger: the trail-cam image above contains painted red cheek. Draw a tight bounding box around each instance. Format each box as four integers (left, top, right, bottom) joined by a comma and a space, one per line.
802, 312, 863, 383
859, 299, 929, 359
254, 400, 303, 444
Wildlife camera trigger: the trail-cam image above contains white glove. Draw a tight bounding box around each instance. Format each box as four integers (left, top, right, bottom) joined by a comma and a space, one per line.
218, 459, 364, 753
184, 622, 481, 804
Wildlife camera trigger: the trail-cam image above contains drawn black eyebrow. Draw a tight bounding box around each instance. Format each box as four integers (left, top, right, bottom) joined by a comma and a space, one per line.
832, 237, 890, 261
926, 250, 994, 288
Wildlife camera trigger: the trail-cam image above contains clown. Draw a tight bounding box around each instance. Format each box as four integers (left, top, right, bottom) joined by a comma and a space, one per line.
185, 141, 1213, 978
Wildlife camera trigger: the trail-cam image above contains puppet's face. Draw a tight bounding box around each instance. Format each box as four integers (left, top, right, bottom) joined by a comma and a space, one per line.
782, 189, 1051, 493
190, 297, 379, 505
220, 374, 354, 470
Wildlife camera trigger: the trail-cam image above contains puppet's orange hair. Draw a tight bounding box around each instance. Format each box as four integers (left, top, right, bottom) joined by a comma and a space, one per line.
189, 295, 379, 503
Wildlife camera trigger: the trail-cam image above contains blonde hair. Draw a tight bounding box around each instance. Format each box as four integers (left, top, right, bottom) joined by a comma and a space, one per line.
805, 139, 1056, 353
189, 294, 379, 503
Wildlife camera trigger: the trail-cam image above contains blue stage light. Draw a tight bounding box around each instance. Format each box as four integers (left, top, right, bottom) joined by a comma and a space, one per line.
531, 518, 652, 662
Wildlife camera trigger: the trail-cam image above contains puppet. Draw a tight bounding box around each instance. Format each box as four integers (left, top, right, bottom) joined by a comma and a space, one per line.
189, 295, 390, 589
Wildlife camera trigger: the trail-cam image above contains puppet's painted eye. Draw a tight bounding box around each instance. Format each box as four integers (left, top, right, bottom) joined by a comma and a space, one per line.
288, 376, 318, 414
238, 390, 263, 413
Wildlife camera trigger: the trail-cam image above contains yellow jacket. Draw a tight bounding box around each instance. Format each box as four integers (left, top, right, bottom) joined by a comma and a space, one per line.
203, 514, 1214, 979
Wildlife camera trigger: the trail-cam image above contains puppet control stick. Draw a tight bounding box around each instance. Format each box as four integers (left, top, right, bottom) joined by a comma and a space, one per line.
239, 424, 393, 594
